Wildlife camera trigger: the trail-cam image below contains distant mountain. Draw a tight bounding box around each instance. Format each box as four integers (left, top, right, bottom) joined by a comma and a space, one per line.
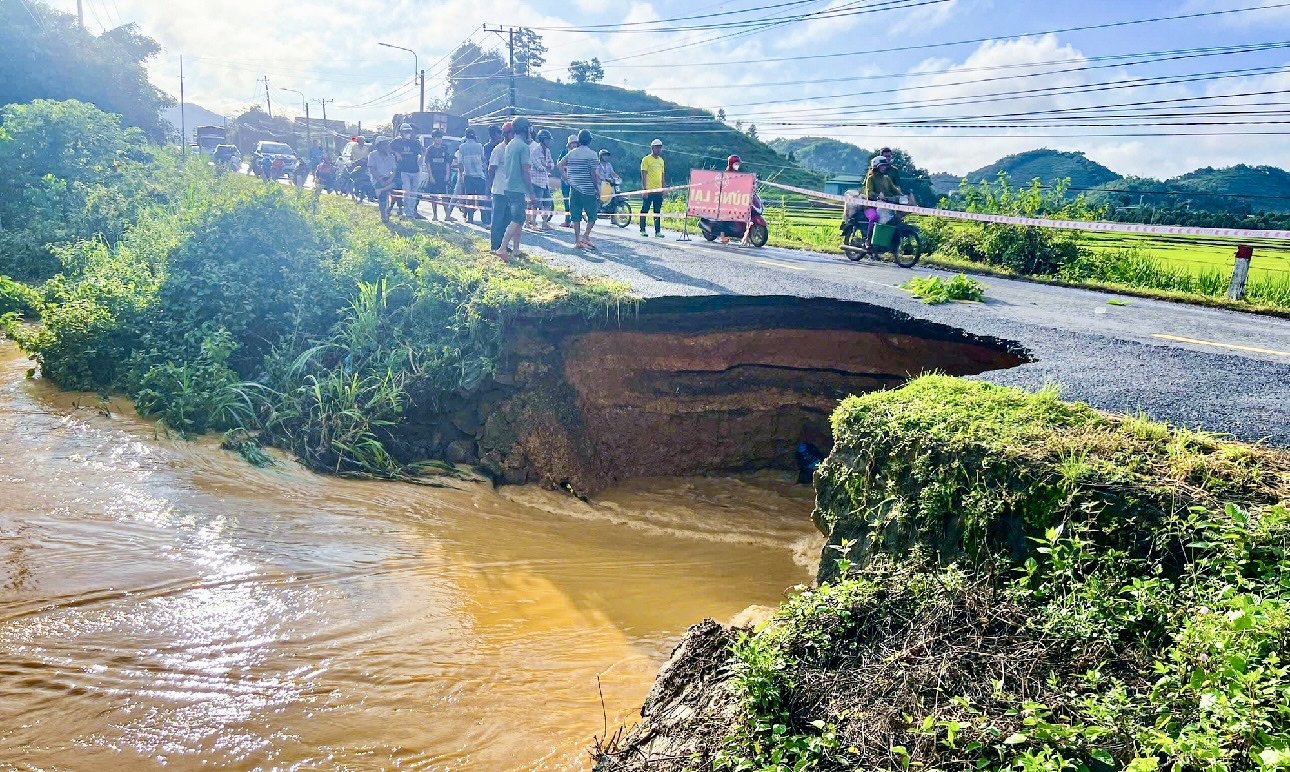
966, 149, 1121, 190
1092, 165, 1290, 214
162, 103, 228, 137
767, 136, 874, 177
450, 75, 823, 188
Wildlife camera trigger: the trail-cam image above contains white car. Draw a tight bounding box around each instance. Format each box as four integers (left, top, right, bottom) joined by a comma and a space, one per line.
253, 141, 299, 177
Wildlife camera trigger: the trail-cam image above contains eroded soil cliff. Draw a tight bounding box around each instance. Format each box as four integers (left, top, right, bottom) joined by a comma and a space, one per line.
392, 295, 1025, 496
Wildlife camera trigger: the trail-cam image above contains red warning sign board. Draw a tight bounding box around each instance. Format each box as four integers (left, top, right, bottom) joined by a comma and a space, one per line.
686, 170, 756, 221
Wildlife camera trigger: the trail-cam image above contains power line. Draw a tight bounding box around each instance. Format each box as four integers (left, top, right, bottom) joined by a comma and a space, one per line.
550, 1, 1290, 71
528, 0, 826, 30
628, 40, 1290, 93
531, 0, 933, 34
592, 0, 945, 66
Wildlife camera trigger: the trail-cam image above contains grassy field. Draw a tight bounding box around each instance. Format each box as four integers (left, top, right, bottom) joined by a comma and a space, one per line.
1079, 231, 1290, 281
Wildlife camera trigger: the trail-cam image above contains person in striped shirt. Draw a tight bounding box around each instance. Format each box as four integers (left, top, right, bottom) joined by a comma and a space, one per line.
558, 129, 603, 250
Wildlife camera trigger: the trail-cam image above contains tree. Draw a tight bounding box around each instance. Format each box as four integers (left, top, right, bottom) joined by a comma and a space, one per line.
787, 151, 797, 163
0, 1, 173, 140
0, 99, 154, 280
746, 123, 758, 140
717, 108, 727, 123
446, 41, 506, 109
513, 28, 547, 76
568, 57, 605, 84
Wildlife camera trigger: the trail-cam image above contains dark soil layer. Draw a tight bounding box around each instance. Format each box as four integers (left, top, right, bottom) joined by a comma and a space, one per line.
392, 296, 1025, 496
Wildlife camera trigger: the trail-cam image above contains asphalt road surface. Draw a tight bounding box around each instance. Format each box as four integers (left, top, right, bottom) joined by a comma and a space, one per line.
475, 219, 1290, 446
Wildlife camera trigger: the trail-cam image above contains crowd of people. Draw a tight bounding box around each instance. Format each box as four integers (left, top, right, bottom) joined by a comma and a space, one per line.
275, 119, 676, 260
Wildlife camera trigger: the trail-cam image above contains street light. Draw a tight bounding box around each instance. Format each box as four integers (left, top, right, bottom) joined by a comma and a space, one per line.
378, 42, 423, 113
280, 87, 311, 149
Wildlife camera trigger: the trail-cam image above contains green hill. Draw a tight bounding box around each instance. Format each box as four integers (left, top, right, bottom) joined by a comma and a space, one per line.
449, 71, 822, 190
966, 149, 1121, 190
767, 136, 874, 177
1091, 165, 1290, 214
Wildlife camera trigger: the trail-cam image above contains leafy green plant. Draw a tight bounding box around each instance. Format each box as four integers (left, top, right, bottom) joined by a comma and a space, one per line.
900, 273, 986, 304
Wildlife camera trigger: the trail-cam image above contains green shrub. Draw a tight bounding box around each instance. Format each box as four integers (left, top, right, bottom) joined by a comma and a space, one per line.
9, 140, 629, 476
901, 273, 986, 304
936, 174, 1102, 275
0, 275, 41, 317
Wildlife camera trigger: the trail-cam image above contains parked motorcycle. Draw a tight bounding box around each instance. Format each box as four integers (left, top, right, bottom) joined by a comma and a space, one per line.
598, 182, 633, 228
839, 195, 923, 268
698, 195, 768, 247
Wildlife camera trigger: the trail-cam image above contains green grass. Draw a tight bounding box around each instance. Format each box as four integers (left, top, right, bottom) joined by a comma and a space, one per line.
711, 377, 1290, 772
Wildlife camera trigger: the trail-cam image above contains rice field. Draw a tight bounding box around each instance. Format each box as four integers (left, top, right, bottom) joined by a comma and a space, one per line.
1079, 232, 1290, 282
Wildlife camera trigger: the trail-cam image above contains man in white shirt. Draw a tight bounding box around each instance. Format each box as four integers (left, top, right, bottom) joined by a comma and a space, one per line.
487, 122, 514, 252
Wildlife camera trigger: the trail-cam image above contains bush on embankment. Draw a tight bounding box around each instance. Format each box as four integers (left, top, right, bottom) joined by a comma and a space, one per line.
602, 377, 1290, 771
4, 131, 627, 475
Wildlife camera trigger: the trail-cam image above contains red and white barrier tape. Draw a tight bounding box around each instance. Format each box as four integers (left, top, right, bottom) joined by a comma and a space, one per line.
760, 180, 1290, 242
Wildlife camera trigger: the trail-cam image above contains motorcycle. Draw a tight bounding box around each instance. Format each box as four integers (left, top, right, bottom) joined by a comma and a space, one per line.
598, 182, 633, 228
839, 195, 923, 268
315, 162, 338, 194
339, 159, 375, 202
698, 194, 769, 247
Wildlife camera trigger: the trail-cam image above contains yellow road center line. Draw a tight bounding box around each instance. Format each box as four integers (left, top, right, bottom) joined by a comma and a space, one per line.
756, 259, 806, 271
1152, 334, 1290, 357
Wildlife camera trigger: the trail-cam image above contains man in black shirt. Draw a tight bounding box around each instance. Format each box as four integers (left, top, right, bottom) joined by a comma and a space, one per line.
423, 128, 451, 222
390, 123, 424, 219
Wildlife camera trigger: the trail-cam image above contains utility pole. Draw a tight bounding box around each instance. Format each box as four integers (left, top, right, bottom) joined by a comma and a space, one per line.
259, 76, 272, 118
420, 69, 426, 115
483, 25, 520, 116
76, 0, 84, 29
315, 98, 333, 150
179, 56, 186, 154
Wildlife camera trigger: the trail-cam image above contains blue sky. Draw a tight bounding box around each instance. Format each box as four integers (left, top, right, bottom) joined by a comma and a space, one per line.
42, 0, 1290, 176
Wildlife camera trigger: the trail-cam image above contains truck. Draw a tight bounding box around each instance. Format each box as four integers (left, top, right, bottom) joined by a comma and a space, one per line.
193, 125, 227, 154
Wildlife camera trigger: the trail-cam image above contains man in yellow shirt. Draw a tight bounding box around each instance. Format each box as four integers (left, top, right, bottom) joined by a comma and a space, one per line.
639, 139, 666, 237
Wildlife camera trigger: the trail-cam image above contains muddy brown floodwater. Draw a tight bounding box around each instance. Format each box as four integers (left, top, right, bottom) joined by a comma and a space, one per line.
0, 341, 820, 770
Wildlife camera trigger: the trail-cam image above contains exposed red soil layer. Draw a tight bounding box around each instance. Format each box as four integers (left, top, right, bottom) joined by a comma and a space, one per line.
395, 296, 1026, 496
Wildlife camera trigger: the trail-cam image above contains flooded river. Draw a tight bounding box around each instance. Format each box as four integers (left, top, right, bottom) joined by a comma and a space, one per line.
0, 342, 820, 770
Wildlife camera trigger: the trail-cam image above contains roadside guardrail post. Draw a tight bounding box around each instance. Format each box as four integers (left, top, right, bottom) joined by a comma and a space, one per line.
1227, 245, 1254, 301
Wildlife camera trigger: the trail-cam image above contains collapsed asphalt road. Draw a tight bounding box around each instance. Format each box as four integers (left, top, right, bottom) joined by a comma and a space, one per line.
469, 219, 1290, 446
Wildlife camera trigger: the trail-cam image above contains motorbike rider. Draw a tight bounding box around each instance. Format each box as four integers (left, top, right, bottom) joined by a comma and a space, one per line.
862, 155, 903, 247
721, 155, 763, 245
595, 149, 621, 213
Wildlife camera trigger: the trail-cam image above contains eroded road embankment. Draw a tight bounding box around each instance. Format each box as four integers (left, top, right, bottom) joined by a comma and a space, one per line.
387, 295, 1025, 496
493, 223, 1290, 447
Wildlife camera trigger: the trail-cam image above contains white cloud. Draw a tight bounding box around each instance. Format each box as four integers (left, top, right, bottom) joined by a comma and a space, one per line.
33, 0, 1290, 178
